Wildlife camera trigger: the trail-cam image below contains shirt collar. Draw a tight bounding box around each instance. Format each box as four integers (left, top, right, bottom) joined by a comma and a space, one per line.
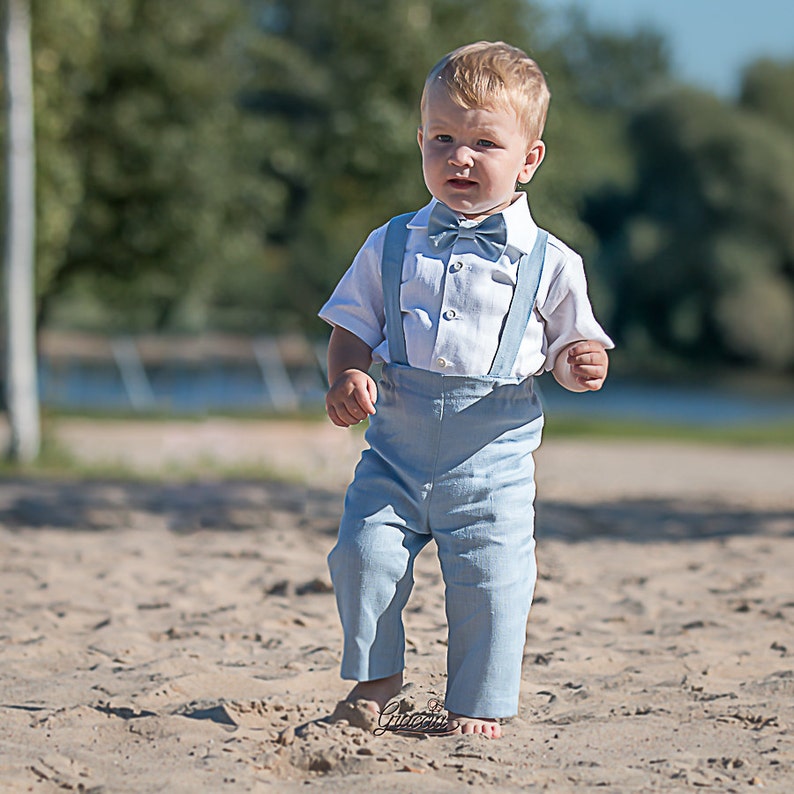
407, 192, 538, 255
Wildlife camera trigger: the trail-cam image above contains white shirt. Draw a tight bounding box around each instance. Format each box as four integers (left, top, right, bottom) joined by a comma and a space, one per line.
319, 193, 614, 377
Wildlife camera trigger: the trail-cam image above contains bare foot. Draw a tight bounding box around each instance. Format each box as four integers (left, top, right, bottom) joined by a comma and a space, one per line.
345, 671, 404, 713
447, 713, 502, 739
328, 672, 403, 730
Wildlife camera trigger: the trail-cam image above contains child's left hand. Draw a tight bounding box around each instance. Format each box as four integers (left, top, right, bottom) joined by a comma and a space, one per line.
560, 341, 609, 391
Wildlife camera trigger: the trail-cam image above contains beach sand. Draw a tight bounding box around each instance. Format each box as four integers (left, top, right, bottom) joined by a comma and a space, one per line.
1, 418, 792, 792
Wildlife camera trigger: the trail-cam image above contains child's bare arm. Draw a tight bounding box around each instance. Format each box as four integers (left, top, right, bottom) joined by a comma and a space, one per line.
552, 340, 608, 392
325, 326, 378, 427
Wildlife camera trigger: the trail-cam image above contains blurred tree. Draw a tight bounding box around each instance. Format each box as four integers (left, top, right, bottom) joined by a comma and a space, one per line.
586, 65, 794, 372
17, 0, 791, 376
30, 0, 99, 313
549, 7, 671, 111
241, 0, 562, 330
739, 59, 794, 135
238, 1, 670, 332
11, 0, 669, 343
32, 0, 271, 332
532, 11, 672, 316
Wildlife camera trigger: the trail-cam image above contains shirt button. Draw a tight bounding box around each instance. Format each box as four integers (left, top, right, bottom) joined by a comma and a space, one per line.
449, 262, 463, 272
443, 309, 457, 320
436, 357, 448, 368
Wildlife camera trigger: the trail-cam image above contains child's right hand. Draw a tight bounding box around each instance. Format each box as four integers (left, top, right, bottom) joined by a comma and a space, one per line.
325, 369, 378, 427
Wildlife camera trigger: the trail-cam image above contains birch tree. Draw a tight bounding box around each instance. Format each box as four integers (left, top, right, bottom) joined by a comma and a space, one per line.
3, 0, 40, 462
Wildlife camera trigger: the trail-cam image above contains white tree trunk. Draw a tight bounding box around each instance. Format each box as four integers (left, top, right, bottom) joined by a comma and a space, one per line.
3, 0, 40, 462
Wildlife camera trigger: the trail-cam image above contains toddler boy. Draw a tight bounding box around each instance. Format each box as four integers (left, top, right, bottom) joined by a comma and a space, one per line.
320, 41, 612, 737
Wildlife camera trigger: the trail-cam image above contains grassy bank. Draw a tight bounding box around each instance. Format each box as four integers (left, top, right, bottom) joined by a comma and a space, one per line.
2, 412, 793, 483
543, 414, 794, 446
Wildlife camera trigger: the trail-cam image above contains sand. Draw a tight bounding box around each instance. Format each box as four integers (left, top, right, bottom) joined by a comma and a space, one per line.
1, 417, 792, 792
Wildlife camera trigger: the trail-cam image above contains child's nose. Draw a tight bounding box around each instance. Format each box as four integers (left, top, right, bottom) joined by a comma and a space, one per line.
449, 146, 475, 167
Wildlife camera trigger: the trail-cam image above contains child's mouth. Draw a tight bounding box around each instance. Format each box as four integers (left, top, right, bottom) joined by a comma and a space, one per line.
448, 178, 475, 190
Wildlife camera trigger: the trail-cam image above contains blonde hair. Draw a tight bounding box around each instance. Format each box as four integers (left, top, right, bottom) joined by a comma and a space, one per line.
420, 41, 550, 144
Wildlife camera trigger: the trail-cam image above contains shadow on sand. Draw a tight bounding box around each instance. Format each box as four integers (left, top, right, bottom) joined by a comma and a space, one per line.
0, 477, 791, 542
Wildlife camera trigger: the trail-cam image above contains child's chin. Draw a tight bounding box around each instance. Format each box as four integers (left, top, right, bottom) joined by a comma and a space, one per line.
439, 196, 479, 215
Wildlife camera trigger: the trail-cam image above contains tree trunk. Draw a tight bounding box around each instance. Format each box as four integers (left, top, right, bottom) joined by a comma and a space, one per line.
3, 0, 40, 463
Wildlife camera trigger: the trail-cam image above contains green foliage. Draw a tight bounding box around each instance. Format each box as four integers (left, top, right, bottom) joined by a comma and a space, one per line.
30, 0, 100, 304
587, 65, 794, 372
528, 16, 672, 315
543, 413, 794, 447
5, 0, 793, 374
241, 0, 553, 330
548, 7, 672, 110
740, 59, 794, 135
30, 0, 271, 332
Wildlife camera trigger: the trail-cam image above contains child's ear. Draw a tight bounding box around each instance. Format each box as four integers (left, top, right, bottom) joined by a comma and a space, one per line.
417, 125, 424, 150
517, 140, 545, 184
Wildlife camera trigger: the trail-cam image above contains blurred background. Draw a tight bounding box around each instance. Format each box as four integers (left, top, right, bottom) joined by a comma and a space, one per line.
2, 0, 794, 454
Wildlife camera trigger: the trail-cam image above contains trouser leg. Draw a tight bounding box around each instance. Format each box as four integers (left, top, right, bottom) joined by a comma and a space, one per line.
328, 456, 430, 682
431, 419, 540, 719
436, 511, 537, 718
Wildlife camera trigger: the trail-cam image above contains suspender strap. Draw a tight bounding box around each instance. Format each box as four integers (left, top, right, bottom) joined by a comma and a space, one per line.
488, 229, 548, 377
381, 213, 414, 365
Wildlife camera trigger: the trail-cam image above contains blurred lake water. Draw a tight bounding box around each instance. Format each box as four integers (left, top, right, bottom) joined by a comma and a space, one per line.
37, 350, 794, 427
536, 376, 794, 427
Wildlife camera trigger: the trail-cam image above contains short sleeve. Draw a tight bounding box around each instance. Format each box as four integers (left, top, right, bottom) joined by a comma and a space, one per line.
538, 241, 614, 371
318, 226, 388, 351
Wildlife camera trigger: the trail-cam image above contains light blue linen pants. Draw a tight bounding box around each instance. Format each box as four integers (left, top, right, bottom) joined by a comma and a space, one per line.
328, 364, 543, 717
327, 215, 549, 718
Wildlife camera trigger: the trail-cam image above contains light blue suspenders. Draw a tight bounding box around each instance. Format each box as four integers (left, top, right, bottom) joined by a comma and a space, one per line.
381, 213, 415, 367
380, 213, 549, 376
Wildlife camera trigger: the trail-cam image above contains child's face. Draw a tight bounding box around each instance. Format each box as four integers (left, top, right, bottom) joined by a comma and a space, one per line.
418, 85, 545, 220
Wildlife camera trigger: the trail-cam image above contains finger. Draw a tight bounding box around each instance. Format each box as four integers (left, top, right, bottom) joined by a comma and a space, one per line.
574, 370, 606, 385
567, 342, 591, 358
575, 372, 605, 388
328, 394, 363, 426
355, 388, 377, 416
346, 385, 380, 421
568, 342, 604, 359
571, 364, 605, 378
366, 378, 378, 410
339, 400, 366, 424
569, 351, 604, 367
327, 404, 352, 428
575, 371, 604, 382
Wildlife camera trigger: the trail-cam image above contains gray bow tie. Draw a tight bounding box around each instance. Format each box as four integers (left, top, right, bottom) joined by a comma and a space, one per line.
427, 202, 508, 260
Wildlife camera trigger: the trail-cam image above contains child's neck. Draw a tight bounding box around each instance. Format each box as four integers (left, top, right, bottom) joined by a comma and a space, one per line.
451, 192, 521, 222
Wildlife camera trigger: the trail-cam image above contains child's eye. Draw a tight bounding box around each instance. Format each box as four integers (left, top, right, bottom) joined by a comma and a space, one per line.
435, 134, 453, 143
478, 139, 496, 148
